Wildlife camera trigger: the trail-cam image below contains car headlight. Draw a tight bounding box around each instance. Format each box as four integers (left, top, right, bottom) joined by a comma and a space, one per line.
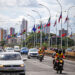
20, 64, 24, 67
0, 65, 4, 68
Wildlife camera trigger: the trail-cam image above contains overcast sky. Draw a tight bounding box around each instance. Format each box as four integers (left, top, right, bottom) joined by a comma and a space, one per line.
0, 0, 75, 35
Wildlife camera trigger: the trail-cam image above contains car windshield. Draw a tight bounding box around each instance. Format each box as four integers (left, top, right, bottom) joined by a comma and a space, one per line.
0, 54, 21, 60
7, 48, 13, 50
15, 48, 19, 49
0, 50, 2, 52
22, 47, 28, 50
29, 49, 38, 52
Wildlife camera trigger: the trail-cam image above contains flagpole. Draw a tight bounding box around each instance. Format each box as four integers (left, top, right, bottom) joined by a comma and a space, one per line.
56, 19, 57, 48
32, 10, 42, 47
67, 6, 75, 49
39, 4, 51, 49
56, 0, 62, 50
27, 14, 36, 48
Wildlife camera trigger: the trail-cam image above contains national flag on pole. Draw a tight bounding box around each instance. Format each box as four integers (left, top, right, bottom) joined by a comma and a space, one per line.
20, 32, 23, 35
44, 24, 47, 27
47, 17, 51, 27
32, 25, 36, 32
38, 31, 40, 33
70, 32, 72, 38
64, 16, 69, 23
7, 35, 11, 40
54, 20, 57, 27
62, 33, 66, 37
58, 12, 62, 23
38, 25, 42, 29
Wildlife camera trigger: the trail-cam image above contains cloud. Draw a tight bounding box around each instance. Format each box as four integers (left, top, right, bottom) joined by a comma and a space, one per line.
0, 0, 75, 34
0, 0, 38, 7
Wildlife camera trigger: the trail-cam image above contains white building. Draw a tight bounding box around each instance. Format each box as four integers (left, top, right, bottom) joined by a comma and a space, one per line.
21, 18, 28, 40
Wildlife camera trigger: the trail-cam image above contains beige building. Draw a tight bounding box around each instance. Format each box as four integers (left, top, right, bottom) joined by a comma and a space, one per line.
8, 37, 17, 45
17, 37, 21, 45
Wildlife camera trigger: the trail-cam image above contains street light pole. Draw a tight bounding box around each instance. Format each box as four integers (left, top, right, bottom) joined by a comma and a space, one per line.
67, 6, 75, 49
56, 0, 62, 49
39, 4, 51, 49
27, 14, 36, 48
32, 10, 42, 47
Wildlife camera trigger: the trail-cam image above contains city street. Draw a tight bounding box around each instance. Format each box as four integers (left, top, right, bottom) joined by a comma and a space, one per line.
0, 54, 75, 75
23, 55, 75, 75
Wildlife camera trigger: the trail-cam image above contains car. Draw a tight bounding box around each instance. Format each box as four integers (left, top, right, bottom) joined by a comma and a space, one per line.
0, 49, 3, 52
20, 47, 29, 54
6, 47, 14, 52
0, 52, 26, 75
28, 48, 39, 59
14, 46, 20, 52
66, 48, 72, 52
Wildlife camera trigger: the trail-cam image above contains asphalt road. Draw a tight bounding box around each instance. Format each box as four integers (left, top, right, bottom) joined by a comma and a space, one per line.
0, 55, 75, 75
23, 55, 75, 75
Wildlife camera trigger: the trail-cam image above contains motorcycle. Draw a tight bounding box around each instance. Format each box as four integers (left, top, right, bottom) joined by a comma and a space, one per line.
39, 54, 44, 62
54, 58, 64, 74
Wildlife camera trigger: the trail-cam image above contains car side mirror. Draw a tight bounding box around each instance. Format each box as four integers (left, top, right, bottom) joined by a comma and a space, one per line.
23, 58, 27, 61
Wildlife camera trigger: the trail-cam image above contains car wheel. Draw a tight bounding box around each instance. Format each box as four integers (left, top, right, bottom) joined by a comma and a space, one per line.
28, 56, 30, 59
20, 73, 25, 75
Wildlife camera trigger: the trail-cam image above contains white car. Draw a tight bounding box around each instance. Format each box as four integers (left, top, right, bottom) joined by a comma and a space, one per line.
14, 46, 20, 52
6, 47, 14, 52
0, 52, 26, 75
28, 48, 39, 59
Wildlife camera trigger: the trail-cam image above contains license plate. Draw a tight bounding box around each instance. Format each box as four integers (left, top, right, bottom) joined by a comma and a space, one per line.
59, 64, 62, 66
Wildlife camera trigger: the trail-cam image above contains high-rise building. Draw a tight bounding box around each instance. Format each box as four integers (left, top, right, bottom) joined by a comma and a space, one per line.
3, 30, 7, 40
0, 28, 3, 41
21, 18, 28, 40
59, 28, 68, 37
10, 27, 15, 35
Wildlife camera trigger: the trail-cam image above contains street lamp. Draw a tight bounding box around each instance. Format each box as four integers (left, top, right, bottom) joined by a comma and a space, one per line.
56, 0, 63, 49
27, 14, 36, 48
32, 10, 42, 47
66, 6, 75, 49
39, 4, 51, 49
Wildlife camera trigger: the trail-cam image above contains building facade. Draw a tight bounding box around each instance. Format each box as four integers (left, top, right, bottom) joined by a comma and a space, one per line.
8, 37, 17, 45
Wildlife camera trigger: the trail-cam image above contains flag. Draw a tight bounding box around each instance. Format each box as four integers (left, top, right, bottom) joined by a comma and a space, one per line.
70, 32, 72, 37
38, 25, 42, 29
47, 17, 51, 27
38, 25, 40, 29
32, 25, 36, 32
54, 20, 57, 27
58, 12, 62, 23
64, 16, 69, 23
44, 24, 47, 27
38, 31, 40, 33
7, 35, 11, 40
20, 33, 23, 35
62, 33, 66, 37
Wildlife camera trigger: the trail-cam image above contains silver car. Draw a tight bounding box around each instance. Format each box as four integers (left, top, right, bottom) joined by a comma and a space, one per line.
0, 52, 26, 75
